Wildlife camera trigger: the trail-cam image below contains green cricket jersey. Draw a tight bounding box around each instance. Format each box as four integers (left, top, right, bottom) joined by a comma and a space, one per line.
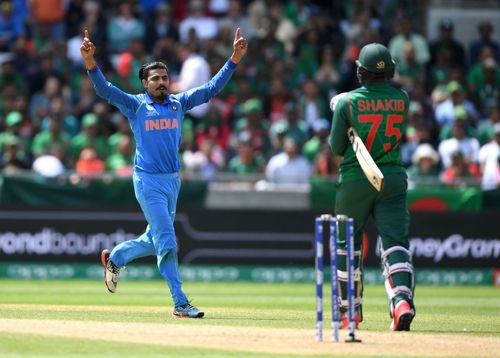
329, 82, 408, 182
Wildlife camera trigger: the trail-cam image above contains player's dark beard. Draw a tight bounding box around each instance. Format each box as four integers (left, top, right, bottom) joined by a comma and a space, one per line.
150, 87, 168, 102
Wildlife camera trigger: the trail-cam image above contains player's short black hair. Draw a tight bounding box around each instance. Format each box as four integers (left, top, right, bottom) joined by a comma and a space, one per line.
138, 62, 169, 81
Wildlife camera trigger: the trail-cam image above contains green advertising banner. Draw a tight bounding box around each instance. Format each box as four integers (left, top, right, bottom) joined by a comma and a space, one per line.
310, 177, 484, 211
0, 174, 492, 211
0, 263, 492, 285
0, 174, 207, 209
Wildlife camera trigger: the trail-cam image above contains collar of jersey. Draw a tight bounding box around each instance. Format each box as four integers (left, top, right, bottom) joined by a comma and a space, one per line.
363, 82, 389, 88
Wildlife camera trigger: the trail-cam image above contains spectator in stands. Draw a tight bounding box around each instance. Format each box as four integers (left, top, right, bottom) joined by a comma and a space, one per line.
30, 0, 66, 42
0, 59, 28, 96
81, 1, 107, 50
0, 0, 26, 51
280, 101, 308, 147
259, 18, 286, 63
429, 19, 466, 71
108, 116, 133, 154
467, 52, 500, 116
294, 28, 319, 80
138, 0, 169, 21
269, 120, 288, 157
179, 0, 218, 43
70, 113, 108, 161
407, 143, 440, 183
107, 2, 145, 54
341, 9, 376, 51
269, 3, 297, 54
438, 118, 480, 169
441, 149, 480, 186
227, 137, 264, 174
70, 75, 99, 121
478, 123, 500, 190
180, 117, 195, 155
76, 146, 105, 176
312, 143, 340, 177
116, 38, 151, 93
92, 102, 114, 137
0, 135, 30, 173
315, 45, 341, 97
435, 81, 479, 129
183, 138, 225, 180
0, 111, 27, 153
266, 77, 292, 123
469, 20, 500, 65
299, 79, 327, 129
438, 105, 478, 142
31, 116, 71, 166
393, 41, 424, 93
145, 3, 179, 52
28, 76, 64, 129
478, 104, 500, 145
409, 83, 439, 140
40, 97, 79, 138
265, 137, 312, 184
389, 17, 430, 68
401, 102, 435, 167
170, 42, 211, 120
429, 49, 454, 104
233, 98, 270, 157
195, 106, 231, 151
67, 23, 87, 68
246, 0, 268, 37
303, 118, 330, 163
218, 0, 256, 40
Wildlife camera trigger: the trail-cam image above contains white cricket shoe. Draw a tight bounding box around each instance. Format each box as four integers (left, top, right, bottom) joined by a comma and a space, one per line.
100, 249, 122, 293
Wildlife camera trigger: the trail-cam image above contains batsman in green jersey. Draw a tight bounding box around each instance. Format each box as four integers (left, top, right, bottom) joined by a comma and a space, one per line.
329, 43, 415, 331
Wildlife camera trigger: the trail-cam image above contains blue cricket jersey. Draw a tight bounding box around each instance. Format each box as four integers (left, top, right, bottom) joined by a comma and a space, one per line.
87, 59, 237, 174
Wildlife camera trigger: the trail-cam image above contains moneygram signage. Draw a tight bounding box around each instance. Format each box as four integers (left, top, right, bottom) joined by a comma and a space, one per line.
409, 235, 500, 263
0, 209, 498, 268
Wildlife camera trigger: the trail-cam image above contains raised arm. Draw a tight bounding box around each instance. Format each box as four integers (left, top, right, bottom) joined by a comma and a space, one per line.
80, 30, 139, 117
178, 28, 248, 112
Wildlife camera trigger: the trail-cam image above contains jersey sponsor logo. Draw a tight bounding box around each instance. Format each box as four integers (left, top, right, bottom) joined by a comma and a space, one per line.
357, 99, 405, 112
145, 118, 179, 131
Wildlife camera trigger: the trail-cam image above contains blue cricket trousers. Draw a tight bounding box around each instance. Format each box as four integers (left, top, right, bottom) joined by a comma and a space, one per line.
110, 172, 188, 307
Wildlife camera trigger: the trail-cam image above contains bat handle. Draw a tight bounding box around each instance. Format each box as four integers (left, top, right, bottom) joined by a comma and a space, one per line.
347, 127, 355, 144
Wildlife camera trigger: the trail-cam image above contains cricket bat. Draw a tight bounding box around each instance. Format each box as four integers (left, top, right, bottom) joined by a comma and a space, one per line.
347, 126, 384, 192
331, 93, 384, 192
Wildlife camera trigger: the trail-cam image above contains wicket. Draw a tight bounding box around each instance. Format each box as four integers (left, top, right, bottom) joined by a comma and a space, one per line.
315, 214, 361, 343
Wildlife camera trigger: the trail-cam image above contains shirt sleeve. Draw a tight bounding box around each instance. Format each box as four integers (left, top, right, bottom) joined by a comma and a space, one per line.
329, 94, 350, 155
87, 66, 140, 118
176, 59, 237, 112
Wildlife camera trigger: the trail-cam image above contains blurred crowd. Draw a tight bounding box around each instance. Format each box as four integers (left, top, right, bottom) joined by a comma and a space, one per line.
0, 0, 499, 190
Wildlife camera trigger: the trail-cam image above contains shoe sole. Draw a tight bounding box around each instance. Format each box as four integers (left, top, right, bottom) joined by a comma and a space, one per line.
172, 312, 205, 319
100, 249, 115, 294
394, 312, 413, 331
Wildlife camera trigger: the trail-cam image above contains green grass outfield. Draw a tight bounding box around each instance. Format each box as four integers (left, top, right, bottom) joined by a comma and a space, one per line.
0, 280, 499, 357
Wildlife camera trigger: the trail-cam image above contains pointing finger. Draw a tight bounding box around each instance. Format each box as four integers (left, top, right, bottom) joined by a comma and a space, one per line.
84, 29, 89, 40
235, 27, 240, 40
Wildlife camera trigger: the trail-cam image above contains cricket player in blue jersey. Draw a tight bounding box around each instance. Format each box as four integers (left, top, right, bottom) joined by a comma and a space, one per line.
80, 29, 248, 318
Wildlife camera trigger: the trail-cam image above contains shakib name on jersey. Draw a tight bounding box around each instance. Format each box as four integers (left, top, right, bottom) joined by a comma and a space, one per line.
357, 99, 405, 112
